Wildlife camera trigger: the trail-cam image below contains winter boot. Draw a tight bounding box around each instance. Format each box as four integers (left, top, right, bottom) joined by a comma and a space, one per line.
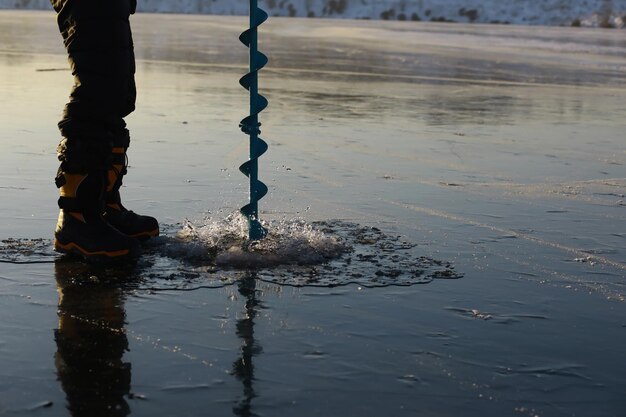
54, 170, 141, 262
104, 137, 159, 240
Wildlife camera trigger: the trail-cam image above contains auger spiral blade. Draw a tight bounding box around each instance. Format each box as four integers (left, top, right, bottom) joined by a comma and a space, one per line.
239, 0, 269, 241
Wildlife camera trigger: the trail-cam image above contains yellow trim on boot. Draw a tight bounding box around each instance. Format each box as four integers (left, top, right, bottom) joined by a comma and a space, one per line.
59, 174, 87, 198
107, 203, 122, 211
128, 228, 160, 239
54, 240, 131, 258
69, 212, 86, 223
57, 210, 86, 226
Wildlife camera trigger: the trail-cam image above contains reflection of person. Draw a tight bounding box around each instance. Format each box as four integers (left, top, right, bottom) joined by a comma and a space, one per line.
54, 261, 132, 416
50, 0, 158, 262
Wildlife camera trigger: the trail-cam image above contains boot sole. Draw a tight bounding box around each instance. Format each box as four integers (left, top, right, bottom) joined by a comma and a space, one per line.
128, 228, 160, 241
54, 239, 139, 263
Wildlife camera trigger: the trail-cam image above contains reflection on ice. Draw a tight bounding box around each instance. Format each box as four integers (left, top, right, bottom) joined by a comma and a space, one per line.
54, 261, 132, 417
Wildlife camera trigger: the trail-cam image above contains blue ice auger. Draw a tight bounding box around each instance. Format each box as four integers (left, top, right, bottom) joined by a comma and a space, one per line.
239, 0, 269, 241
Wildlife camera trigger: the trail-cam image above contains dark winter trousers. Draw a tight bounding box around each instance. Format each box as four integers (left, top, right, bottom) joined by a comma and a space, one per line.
51, 0, 138, 171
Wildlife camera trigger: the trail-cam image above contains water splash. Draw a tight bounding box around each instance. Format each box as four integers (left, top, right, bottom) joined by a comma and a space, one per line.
174, 213, 347, 268
142, 214, 462, 288
0, 214, 462, 289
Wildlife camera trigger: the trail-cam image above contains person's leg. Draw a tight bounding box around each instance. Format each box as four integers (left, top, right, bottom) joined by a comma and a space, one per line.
98, 8, 159, 240
51, 0, 141, 261
53, 0, 136, 140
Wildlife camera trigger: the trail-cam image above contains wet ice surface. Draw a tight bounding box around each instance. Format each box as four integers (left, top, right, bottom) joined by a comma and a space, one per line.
1, 10, 626, 417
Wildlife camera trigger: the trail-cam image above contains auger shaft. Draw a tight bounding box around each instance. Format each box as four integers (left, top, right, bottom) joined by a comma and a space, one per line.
248, 2, 260, 231
239, 0, 269, 240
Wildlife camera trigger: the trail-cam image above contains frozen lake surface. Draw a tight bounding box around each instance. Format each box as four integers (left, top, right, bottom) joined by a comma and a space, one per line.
1, 10, 625, 417
2, 0, 625, 27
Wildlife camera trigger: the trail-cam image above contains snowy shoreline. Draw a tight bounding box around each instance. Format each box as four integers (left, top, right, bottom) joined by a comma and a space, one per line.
0, 0, 624, 28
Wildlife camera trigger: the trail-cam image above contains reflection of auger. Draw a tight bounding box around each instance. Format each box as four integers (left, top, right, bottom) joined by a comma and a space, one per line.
239, 0, 269, 240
